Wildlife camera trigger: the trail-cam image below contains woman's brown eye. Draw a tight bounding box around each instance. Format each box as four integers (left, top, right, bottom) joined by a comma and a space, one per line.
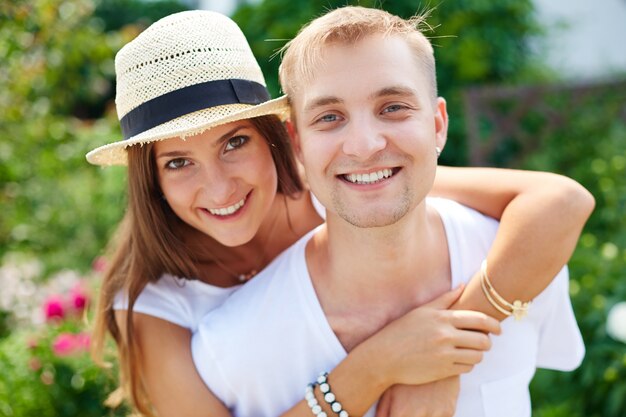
166, 158, 189, 169
225, 135, 249, 151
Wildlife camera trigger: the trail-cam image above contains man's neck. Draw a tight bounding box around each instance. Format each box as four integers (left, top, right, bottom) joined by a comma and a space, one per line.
306, 201, 451, 351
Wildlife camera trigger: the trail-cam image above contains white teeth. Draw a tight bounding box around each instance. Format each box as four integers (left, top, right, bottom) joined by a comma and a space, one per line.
208, 196, 246, 216
344, 169, 393, 184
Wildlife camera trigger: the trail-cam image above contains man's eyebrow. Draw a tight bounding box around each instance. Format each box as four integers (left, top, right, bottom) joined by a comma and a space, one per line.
303, 96, 343, 113
303, 87, 418, 113
370, 86, 418, 99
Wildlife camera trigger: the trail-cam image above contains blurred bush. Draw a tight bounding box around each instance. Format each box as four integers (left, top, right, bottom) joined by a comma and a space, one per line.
0, 266, 126, 417
1, 0, 125, 275
525, 94, 626, 416
0, 0, 188, 275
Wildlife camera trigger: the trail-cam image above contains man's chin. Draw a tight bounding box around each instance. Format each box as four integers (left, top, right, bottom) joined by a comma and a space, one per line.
335, 207, 409, 229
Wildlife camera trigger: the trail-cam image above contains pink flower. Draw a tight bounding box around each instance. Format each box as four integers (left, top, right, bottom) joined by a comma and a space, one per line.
76, 332, 91, 350
91, 256, 108, 273
52, 332, 78, 356
69, 285, 89, 313
43, 295, 65, 321
51, 332, 90, 357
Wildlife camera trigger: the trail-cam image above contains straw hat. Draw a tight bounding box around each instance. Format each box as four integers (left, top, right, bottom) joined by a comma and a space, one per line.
86, 10, 289, 166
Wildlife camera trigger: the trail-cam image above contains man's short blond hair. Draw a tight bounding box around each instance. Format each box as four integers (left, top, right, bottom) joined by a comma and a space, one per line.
279, 6, 437, 105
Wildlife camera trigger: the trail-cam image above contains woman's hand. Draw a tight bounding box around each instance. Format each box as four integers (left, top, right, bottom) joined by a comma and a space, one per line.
376, 378, 460, 417
362, 286, 500, 388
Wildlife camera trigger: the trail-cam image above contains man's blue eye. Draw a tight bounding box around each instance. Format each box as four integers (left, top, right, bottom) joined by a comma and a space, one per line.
383, 104, 404, 113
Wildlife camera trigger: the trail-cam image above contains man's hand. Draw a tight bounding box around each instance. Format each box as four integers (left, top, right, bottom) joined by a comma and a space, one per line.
376, 377, 460, 417
365, 285, 500, 387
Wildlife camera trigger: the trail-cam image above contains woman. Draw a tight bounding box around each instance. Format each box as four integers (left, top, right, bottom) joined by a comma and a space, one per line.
89, 10, 594, 417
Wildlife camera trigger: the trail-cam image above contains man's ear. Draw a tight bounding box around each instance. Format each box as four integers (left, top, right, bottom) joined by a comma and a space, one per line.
434, 97, 449, 152
285, 119, 304, 163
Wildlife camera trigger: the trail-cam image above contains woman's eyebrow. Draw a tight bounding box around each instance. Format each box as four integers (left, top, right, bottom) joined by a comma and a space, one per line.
216, 125, 248, 144
156, 125, 252, 159
155, 150, 190, 159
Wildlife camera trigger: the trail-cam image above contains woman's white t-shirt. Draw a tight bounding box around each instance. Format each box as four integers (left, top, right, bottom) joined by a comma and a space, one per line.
112, 193, 327, 330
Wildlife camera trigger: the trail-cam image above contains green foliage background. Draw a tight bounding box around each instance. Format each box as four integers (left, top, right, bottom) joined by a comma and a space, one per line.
523, 95, 626, 417
0, 0, 126, 275
0, 0, 624, 415
0, 0, 188, 275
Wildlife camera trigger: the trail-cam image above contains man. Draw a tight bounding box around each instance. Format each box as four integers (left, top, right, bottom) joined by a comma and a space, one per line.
191, 7, 584, 417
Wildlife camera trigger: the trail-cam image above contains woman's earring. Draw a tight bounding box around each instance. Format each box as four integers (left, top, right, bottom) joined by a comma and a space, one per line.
436, 146, 442, 159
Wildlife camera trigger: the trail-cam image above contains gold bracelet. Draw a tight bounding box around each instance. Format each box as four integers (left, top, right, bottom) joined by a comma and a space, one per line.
480, 260, 531, 320
480, 271, 513, 317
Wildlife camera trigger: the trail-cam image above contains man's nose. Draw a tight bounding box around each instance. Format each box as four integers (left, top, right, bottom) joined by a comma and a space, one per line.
341, 116, 387, 160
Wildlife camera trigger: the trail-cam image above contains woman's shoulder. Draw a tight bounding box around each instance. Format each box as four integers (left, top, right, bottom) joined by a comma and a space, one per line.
114, 273, 240, 331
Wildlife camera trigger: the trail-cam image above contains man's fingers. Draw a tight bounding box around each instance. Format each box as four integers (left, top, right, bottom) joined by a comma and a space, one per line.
450, 311, 501, 335
451, 363, 475, 375
453, 328, 493, 351
453, 348, 485, 366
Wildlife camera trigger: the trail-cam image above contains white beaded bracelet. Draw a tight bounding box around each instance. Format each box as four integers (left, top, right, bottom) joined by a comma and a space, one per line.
317, 372, 349, 417
305, 383, 328, 417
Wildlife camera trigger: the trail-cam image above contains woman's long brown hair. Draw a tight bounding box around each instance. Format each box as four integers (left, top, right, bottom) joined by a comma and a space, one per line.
91, 115, 303, 416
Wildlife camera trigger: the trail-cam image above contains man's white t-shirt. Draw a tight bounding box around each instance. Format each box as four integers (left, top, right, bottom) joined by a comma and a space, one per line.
190, 198, 584, 417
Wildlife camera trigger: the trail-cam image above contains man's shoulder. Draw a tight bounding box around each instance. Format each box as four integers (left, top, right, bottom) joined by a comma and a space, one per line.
427, 196, 495, 218
428, 197, 500, 284
428, 197, 499, 235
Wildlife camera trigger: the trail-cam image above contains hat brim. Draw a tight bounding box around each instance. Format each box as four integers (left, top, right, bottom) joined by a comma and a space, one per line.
86, 95, 290, 166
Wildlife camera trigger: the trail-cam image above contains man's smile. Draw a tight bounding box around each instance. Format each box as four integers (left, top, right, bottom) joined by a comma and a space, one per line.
338, 167, 401, 185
